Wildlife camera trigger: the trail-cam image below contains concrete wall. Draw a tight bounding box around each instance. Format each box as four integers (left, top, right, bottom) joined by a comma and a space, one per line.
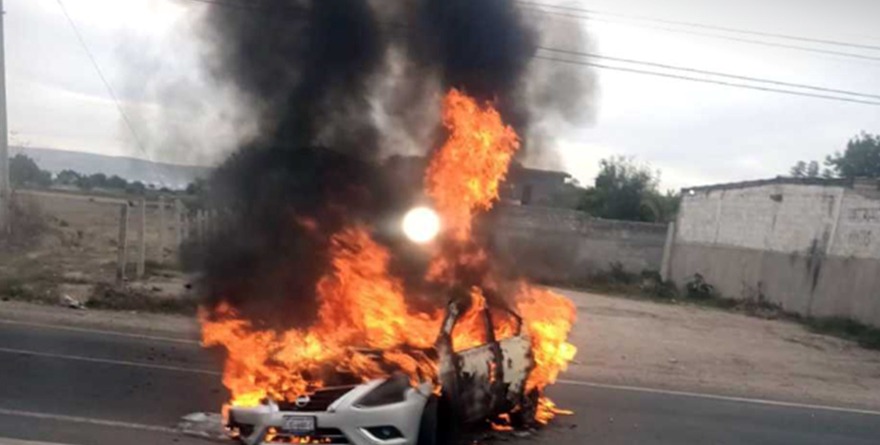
670, 180, 880, 326
491, 205, 669, 284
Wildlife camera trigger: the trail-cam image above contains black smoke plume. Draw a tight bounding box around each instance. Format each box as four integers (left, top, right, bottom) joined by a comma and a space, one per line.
409, 0, 537, 133
196, 0, 587, 325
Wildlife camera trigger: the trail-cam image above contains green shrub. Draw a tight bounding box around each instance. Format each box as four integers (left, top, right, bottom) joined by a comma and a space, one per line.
685, 273, 717, 300
639, 271, 678, 299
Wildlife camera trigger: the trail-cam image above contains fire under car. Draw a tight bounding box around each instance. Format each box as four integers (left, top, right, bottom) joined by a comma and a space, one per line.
225, 294, 537, 445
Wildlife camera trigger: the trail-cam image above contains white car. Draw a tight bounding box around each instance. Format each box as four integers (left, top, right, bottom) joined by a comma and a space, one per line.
226, 295, 536, 445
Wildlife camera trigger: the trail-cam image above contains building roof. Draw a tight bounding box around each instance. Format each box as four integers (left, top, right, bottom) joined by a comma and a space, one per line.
508, 165, 572, 181
682, 176, 858, 193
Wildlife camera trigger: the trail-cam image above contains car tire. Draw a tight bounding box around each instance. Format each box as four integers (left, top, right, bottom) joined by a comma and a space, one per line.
417, 395, 438, 445
511, 389, 540, 429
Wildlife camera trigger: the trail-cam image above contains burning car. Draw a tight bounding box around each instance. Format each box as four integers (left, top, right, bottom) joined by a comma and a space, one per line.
202, 90, 577, 445
225, 294, 537, 445
196, 0, 588, 441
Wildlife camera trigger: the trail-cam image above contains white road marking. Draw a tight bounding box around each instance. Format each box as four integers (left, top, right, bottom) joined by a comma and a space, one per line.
0, 346, 220, 376
0, 438, 75, 445
5, 318, 879, 419
558, 379, 880, 417
0, 319, 201, 346
0, 407, 178, 434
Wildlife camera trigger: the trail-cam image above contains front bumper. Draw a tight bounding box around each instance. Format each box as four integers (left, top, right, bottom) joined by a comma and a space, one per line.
229, 380, 431, 445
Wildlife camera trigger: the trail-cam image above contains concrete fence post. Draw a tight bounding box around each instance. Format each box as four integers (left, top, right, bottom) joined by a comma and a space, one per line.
175, 199, 183, 248
195, 210, 202, 242
211, 209, 219, 236
206, 210, 214, 237
136, 198, 146, 280
183, 212, 190, 241
158, 195, 166, 261
116, 203, 129, 284
660, 222, 676, 282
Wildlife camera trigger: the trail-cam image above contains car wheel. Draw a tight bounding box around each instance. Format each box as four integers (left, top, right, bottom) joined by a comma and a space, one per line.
511, 389, 540, 429
417, 395, 438, 445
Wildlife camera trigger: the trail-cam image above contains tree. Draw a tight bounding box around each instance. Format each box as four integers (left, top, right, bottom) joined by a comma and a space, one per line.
825, 132, 880, 178
186, 178, 208, 196
643, 189, 681, 223
89, 173, 108, 189
55, 169, 82, 186
790, 160, 822, 178
9, 154, 51, 187
125, 180, 147, 195
106, 175, 128, 190
807, 161, 820, 178
790, 161, 807, 177
579, 156, 677, 222
75, 175, 93, 190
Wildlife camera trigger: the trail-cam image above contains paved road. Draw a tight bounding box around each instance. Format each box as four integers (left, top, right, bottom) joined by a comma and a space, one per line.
1, 318, 879, 444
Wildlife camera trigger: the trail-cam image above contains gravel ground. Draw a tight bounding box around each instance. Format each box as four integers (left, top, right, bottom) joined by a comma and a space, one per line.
556, 288, 880, 411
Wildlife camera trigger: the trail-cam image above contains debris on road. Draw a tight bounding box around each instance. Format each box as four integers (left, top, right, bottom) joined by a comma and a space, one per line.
59, 294, 85, 310
178, 412, 227, 442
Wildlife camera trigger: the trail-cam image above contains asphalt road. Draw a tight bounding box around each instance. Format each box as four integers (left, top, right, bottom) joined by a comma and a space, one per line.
1, 318, 879, 445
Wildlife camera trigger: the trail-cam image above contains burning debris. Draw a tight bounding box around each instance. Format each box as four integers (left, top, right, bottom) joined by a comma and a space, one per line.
194, 0, 590, 443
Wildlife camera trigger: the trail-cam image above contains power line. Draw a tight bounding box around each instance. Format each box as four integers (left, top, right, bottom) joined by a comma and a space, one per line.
173, 0, 880, 106
181, 0, 257, 9
538, 47, 880, 100
179, 0, 880, 61
519, 1, 880, 52
521, 5, 880, 63
178, 0, 880, 68
55, 0, 171, 186
179, 0, 880, 57
180, 0, 304, 13
54, 0, 151, 161
534, 55, 880, 106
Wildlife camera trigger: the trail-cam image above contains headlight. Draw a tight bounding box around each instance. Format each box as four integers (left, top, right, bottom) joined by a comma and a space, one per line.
355, 374, 411, 407
402, 207, 441, 244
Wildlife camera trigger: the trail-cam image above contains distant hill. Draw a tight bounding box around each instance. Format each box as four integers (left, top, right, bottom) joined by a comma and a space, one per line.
15, 147, 212, 189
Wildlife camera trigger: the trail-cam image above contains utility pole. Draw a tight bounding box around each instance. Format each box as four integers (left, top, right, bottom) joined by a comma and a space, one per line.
0, 0, 10, 233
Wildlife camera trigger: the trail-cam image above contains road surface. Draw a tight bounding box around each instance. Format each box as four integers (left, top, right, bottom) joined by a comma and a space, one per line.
0, 318, 878, 444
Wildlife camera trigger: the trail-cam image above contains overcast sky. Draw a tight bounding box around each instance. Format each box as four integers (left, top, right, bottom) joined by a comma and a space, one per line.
6, 0, 880, 190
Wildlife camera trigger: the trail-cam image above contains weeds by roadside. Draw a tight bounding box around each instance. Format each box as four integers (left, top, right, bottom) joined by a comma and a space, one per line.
547, 263, 880, 351
0, 278, 53, 304
0, 275, 198, 316
86, 283, 199, 315
802, 317, 880, 350
0, 193, 49, 250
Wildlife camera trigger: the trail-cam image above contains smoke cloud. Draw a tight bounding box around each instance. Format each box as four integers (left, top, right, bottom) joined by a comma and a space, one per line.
196, 0, 595, 324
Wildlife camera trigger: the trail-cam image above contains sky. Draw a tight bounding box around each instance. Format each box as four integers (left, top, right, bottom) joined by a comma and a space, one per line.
5, 0, 880, 190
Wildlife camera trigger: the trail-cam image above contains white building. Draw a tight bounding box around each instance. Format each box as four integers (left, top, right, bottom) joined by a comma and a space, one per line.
669, 177, 880, 326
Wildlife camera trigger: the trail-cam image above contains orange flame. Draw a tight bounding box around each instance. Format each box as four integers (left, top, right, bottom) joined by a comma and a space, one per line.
202, 226, 443, 407
201, 89, 578, 426
491, 413, 514, 431
426, 88, 520, 241
516, 286, 578, 394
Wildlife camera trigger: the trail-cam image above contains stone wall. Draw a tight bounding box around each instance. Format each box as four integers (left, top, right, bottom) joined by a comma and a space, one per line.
491, 205, 669, 284
670, 179, 880, 327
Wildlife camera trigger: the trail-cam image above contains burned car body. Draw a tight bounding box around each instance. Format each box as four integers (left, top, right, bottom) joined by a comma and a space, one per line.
227, 377, 434, 445
226, 297, 535, 445
435, 295, 535, 425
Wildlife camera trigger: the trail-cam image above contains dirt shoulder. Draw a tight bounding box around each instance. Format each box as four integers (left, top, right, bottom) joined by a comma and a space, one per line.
556, 287, 880, 411
0, 300, 200, 340
3, 289, 880, 411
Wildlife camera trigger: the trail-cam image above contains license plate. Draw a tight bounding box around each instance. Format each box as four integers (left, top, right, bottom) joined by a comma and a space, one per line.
282, 416, 315, 434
